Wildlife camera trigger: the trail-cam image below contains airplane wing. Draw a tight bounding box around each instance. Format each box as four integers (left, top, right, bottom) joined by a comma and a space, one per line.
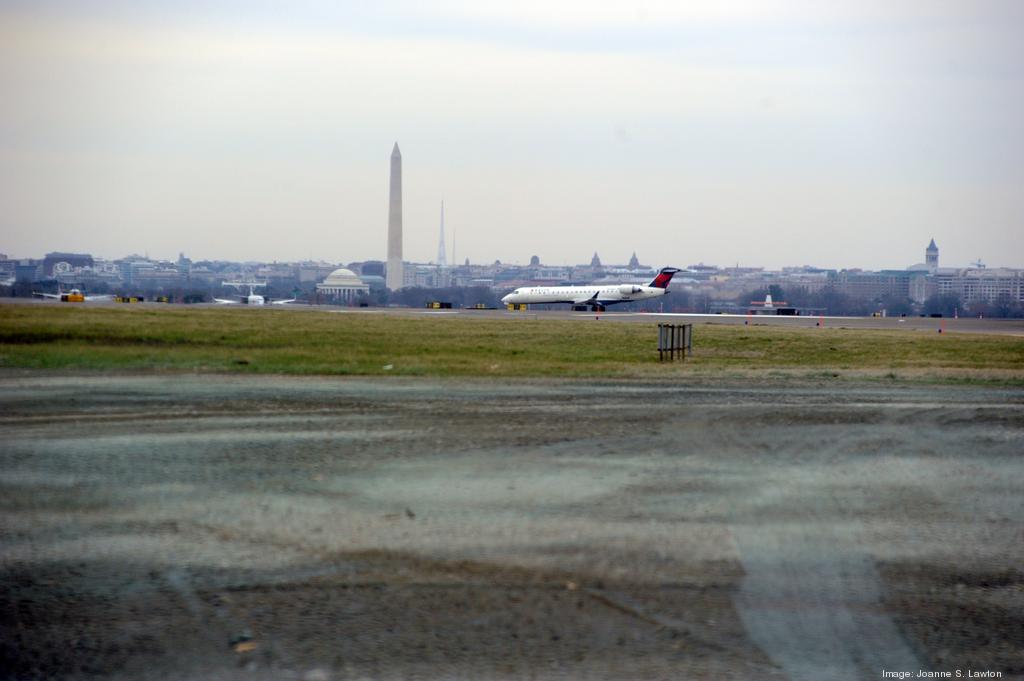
271, 298, 297, 305
573, 291, 600, 305
33, 292, 62, 299
213, 298, 239, 304
83, 294, 113, 301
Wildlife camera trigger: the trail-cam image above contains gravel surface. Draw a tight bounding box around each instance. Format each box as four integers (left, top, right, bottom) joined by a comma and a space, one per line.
1, 374, 1022, 680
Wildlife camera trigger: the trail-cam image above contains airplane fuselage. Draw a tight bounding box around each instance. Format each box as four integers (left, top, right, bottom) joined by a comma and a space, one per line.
501, 284, 668, 308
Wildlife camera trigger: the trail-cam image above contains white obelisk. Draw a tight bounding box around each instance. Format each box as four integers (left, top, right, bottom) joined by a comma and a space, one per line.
386, 142, 403, 290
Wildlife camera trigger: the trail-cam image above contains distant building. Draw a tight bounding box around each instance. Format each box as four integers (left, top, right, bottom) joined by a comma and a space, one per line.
297, 262, 337, 285
15, 260, 41, 283
358, 261, 386, 278
564, 253, 606, 282
830, 269, 916, 300
528, 266, 571, 283
43, 252, 93, 278
0, 254, 14, 283
910, 274, 928, 303
404, 264, 451, 288
926, 239, 939, 272
317, 268, 369, 302
360, 275, 386, 292
931, 268, 1023, 304
130, 264, 185, 289
185, 266, 222, 286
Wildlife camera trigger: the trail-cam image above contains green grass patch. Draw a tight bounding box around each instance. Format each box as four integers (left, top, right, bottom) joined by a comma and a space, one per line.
1, 306, 1021, 382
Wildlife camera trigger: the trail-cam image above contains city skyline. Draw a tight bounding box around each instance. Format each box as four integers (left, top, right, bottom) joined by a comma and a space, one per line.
1, 2, 1022, 270
10, 237, 1022, 319
3, 236, 1015, 274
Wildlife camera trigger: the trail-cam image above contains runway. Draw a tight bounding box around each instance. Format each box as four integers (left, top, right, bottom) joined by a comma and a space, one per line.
6, 297, 1020, 336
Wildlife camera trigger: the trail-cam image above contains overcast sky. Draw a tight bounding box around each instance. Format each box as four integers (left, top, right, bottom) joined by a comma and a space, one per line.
1, 1, 1022, 270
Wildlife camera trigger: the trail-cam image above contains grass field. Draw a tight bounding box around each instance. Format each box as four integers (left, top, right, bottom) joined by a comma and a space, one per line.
1, 305, 1022, 382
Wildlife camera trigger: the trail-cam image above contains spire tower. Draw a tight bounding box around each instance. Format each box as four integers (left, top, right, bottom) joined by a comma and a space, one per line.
436, 200, 447, 267
926, 238, 938, 272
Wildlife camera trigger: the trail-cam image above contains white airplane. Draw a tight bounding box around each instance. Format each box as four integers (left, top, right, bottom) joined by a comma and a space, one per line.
501, 267, 681, 312
33, 288, 112, 303
215, 281, 295, 305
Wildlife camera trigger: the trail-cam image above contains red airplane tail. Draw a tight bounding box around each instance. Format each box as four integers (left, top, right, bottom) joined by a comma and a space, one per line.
648, 267, 680, 289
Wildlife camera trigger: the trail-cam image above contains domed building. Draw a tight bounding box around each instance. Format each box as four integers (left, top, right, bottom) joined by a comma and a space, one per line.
316, 268, 369, 303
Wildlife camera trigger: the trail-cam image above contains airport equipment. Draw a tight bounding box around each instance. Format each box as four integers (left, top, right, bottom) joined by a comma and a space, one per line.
426, 301, 453, 309
657, 323, 692, 361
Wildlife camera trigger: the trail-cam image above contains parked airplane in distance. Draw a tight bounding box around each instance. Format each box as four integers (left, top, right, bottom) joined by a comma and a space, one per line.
214, 281, 296, 306
747, 293, 799, 316
501, 267, 681, 312
750, 293, 786, 309
33, 288, 112, 303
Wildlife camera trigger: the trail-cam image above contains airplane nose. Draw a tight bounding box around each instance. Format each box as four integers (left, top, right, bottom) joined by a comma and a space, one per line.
501, 294, 511, 304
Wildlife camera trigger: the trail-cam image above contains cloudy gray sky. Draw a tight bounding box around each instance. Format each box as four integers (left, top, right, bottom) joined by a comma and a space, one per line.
1, 1, 1021, 270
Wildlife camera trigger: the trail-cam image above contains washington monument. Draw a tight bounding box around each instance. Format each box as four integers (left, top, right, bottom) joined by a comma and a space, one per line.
386, 142, 403, 290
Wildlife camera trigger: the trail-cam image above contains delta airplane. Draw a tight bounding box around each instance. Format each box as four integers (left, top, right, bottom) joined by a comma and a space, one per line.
214, 281, 296, 305
501, 267, 681, 312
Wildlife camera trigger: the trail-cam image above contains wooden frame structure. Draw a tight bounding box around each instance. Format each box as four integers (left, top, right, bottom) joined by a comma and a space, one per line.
657, 323, 692, 361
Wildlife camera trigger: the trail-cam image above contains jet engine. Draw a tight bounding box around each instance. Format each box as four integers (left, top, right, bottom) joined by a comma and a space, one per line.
618, 285, 642, 295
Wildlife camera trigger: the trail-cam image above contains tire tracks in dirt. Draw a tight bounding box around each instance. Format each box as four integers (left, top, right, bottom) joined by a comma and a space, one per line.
732, 484, 921, 680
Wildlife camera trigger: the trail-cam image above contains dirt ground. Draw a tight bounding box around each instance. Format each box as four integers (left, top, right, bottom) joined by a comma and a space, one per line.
0, 373, 1021, 680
